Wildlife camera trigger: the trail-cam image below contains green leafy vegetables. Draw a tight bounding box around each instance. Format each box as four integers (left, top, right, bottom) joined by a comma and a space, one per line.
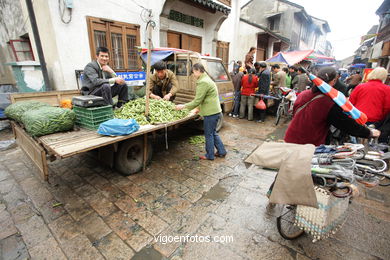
21, 107, 76, 137
5, 101, 50, 122
188, 135, 205, 145
114, 98, 189, 125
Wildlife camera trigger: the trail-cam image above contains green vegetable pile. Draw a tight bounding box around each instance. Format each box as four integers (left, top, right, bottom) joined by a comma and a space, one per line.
114, 98, 189, 125
188, 135, 205, 145
5, 101, 50, 122
21, 107, 76, 137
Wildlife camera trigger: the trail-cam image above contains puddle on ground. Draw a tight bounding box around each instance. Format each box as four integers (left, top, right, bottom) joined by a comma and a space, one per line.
131, 247, 164, 260
202, 183, 228, 201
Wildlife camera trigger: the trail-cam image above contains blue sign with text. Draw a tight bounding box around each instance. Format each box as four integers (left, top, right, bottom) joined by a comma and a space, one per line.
117, 71, 146, 81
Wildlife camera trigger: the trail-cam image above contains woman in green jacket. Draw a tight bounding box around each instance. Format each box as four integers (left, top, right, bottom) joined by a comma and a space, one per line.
175, 63, 227, 160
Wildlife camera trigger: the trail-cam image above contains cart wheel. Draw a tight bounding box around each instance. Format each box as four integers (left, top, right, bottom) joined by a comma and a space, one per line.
276, 205, 304, 240
115, 138, 153, 176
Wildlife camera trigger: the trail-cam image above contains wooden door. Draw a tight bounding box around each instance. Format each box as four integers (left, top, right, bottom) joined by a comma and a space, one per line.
256, 48, 265, 61
167, 32, 180, 49
190, 36, 201, 53
181, 34, 190, 50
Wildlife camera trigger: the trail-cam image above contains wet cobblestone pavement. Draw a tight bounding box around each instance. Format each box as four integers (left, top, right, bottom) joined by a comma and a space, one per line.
0, 117, 389, 260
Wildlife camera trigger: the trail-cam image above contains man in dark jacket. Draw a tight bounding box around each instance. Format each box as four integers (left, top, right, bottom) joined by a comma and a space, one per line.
334, 72, 349, 97
229, 68, 244, 117
288, 66, 298, 82
82, 47, 128, 107
256, 62, 271, 122
292, 67, 311, 92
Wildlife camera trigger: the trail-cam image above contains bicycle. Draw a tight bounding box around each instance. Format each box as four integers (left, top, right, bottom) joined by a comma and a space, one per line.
276, 172, 354, 240
274, 87, 296, 126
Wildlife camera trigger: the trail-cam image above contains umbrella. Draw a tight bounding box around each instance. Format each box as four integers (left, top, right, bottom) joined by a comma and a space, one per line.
303, 69, 367, 125
305, 53, 335, 61
266, 50, 314, 65
350, 63, 366, 68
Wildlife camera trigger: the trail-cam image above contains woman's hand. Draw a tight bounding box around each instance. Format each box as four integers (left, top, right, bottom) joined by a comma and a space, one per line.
192, 108, 200, 114
175, 104, 185, 110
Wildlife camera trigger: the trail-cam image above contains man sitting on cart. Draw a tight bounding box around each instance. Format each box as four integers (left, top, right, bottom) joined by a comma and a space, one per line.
82, 47, 129, 108
148, 61, 179, 101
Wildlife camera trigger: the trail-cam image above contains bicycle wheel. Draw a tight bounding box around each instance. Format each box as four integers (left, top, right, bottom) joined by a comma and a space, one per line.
275, 103, 284, 125
276, 205, 304, 240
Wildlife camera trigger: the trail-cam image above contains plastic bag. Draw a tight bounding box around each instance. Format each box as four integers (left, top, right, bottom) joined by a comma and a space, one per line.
97, 118, 140, 136
255, 98, 266, 110
21, 107, 76, 136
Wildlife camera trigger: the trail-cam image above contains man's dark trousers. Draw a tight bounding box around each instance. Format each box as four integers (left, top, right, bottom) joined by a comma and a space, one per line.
90, 83, 128, 107
152, 83, 175, 101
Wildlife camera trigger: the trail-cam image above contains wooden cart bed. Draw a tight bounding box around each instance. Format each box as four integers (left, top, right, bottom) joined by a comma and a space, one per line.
9, 90, 198, 181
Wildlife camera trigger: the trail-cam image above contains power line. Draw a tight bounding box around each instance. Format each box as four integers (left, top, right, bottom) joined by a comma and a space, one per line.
105, 0, 143, 16
129, 0, 147, 10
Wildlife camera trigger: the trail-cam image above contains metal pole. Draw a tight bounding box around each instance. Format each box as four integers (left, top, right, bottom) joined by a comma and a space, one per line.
145, 21, 153, 117
25, 0, 52, 91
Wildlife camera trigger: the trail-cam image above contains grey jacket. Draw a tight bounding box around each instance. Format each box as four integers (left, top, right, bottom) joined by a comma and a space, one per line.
82, 60, 114, 91
292, 73, 311, 92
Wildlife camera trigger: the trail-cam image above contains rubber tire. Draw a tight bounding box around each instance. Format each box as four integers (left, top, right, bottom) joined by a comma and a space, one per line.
276, 205, 304, 240
275, 105, 283, 126
216, 112, 224, 132
114, 138, 153, 176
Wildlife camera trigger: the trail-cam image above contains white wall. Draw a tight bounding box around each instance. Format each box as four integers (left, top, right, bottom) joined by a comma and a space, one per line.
21, 0, 165, 90
218, 0, 261, 71
236, 21, 259, 63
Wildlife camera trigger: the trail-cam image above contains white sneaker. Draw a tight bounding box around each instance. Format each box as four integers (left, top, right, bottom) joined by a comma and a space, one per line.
228, 113, 233, 117
232, 114, 238, 118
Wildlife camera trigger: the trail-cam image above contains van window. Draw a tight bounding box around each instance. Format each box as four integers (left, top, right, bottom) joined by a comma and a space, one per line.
206, 61, 229, 81
166, 60, 190, 76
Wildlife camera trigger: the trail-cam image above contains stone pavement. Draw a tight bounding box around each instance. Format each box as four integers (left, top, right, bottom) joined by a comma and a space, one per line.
0, 117, 389, 260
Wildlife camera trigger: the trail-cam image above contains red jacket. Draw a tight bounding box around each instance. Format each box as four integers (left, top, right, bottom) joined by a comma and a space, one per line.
284, 90, 334, 146
349, 80, 390, 122
241, 74, 258, 96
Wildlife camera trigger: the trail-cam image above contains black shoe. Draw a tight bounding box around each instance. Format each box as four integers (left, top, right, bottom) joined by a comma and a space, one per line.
215, 152, 227, 158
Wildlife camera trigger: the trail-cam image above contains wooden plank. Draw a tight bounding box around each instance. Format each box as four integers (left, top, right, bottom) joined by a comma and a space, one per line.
10, 90, 80, 106
38, 113, 198, 158
12, 122, 48, 181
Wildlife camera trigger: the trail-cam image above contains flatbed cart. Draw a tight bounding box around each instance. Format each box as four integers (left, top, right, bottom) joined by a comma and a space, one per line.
8, 90, 197, 181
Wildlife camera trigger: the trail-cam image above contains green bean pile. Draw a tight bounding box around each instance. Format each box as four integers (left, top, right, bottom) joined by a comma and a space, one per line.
21, 107, 76, 136
114, 98, 189, 125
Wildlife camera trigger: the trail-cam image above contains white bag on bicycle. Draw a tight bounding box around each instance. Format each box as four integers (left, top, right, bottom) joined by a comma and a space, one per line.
286, 91, 296, 102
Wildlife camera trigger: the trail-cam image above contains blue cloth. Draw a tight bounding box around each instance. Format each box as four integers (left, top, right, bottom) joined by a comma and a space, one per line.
232, 90, 241, 116
97, 118, 140, 136
203, 113, 226, 160
314, 144, 337, 154
140, 50, 173, 66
